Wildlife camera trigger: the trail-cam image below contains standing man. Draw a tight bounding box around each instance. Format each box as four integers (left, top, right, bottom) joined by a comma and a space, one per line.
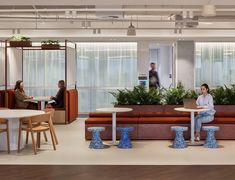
149, 62, 160, 88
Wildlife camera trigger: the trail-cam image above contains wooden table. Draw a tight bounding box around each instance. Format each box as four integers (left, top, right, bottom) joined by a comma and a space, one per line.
96, 108, 133, 145
0, 109, 44, 151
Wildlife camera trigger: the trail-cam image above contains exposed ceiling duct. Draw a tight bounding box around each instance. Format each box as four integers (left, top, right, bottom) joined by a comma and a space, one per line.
175, 14, 199, 28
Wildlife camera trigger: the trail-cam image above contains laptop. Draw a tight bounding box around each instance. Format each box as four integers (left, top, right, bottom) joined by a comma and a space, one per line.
183, 99, 198, 109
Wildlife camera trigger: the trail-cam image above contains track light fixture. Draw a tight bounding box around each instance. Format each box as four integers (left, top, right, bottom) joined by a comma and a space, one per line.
127, 22, 136, 36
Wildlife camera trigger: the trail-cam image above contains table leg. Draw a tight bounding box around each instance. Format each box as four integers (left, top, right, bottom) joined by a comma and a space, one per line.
112, 112, 116, 144
191, 112, 195, 144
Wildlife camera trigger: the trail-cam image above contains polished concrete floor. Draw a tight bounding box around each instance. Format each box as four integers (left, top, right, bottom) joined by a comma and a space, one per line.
0, 118, 235, 165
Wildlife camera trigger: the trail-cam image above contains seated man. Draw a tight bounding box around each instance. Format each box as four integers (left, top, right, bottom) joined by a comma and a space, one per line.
48, 80, 66, 108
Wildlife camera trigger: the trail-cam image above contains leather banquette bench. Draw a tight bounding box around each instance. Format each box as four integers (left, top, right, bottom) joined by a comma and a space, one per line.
85, 105, 235, 140
5, 89, 78, 124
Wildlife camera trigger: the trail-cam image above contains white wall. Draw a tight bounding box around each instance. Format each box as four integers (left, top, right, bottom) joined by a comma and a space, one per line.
176, 41, 195, 89
157, 45, 173, 88
7, 48, 22, 89
137, 41, 150, 80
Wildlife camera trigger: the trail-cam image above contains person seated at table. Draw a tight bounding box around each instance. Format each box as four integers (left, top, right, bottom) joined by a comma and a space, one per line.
195, 83, 216, 141
14, 80, 38, 109
47, 80, 66, 108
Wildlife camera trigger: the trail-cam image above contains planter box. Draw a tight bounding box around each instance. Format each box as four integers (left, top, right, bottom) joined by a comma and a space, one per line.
115, 104, 164, 113
41, 44, 60, 50
9, 41, 32, 47
215, 105, 235, 113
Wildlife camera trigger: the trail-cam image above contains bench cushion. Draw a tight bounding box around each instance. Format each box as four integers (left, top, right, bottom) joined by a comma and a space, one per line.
139, 117, 190, 124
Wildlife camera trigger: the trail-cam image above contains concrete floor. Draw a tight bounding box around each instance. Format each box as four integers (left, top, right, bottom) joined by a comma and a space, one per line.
0, 118, 234, 165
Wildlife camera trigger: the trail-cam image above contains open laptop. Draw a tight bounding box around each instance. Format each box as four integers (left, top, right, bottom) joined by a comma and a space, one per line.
183, 98, 198, 109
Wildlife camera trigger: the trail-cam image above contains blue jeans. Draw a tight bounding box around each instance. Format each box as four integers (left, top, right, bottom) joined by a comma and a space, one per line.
195, 113, 214, 133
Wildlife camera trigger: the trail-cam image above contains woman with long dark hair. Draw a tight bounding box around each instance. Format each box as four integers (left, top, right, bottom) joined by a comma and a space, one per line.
195, 83, 216, 141
14, 80, 37, 109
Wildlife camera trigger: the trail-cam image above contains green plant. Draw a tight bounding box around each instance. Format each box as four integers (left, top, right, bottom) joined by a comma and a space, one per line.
162, 82, 198, 105
110, 86, 163, 105
41, 40, 59, 45
9, 35, 30, 41
211, 85, 235, 105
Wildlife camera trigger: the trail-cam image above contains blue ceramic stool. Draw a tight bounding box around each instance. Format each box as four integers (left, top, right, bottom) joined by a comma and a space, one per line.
117, 127, 134, 149
202, 126, 219, 148
88, 127, 105, 149
171, 126, 188, 149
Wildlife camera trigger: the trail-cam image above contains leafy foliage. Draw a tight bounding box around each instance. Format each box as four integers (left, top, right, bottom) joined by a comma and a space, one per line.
163, 82, 198, 105
211, 85, 235, 105
111, 83, 235, 105
41, 40, 59, 45
9, 35, 30, 41
110, 86, 163, 105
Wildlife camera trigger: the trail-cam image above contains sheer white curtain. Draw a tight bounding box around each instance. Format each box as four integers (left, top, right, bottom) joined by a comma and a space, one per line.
195, 42, 235, 88
23, 50, 65, 96
77, 42, 138, 113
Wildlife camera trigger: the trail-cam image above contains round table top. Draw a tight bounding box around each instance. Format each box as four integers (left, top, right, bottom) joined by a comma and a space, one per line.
174, 107, 210, 112
24, 96, 51, 102
96, 107, 133, 113
0, 109, 45, 119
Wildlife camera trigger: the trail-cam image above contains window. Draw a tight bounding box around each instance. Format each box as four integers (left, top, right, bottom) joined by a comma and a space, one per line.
195, 42, 235, 87
23, 50, 65, 96
77, 42, 138, 113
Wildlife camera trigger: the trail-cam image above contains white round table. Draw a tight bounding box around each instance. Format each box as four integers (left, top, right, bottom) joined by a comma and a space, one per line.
174, 107, 210, 145
96, 108, 133, 145
25, 96, 51, 110
0, 109, 45, 151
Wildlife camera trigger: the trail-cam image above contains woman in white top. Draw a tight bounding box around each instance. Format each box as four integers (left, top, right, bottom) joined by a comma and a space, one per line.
195, 83, 216, 141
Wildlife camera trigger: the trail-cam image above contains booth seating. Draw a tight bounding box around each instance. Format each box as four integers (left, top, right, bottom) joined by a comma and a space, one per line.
0, 90, 5, 107
5, 89, 78, 124
85, 109, 235, 140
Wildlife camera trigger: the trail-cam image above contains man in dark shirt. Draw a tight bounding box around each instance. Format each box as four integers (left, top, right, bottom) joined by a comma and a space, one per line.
49, 80, 66, 108
149, 62, 160, 88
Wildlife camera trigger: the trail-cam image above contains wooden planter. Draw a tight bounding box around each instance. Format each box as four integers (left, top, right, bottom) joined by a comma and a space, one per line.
9, 41, 32, 47
41, 44, 60, 50
115, 104, 164, 113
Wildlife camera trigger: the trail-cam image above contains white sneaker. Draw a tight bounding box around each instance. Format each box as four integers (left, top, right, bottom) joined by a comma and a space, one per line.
195, 136, 200, 141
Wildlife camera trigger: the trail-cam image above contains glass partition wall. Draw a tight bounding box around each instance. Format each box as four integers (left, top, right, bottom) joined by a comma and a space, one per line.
76, 42, 138, 113
195, 42, 235, 88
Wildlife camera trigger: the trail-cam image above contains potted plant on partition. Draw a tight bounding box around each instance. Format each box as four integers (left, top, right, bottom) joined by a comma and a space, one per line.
41, 40, 60, 49
9, 35, 32, 47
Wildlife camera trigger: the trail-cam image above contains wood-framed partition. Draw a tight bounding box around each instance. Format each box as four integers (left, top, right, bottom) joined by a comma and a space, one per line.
4, 39, 77, 91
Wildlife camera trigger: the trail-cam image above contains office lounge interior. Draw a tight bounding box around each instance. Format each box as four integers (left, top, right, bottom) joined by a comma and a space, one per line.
1, 0, 235, 179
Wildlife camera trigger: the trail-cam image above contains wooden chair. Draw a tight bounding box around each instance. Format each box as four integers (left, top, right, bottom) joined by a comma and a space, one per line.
18, 112, 56, 155
25, 108, 58, 145
0, 118, 10, 153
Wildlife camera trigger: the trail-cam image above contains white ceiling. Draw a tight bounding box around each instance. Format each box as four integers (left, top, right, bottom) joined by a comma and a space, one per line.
0, 0, 235, 6
0, 2, 235, 39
